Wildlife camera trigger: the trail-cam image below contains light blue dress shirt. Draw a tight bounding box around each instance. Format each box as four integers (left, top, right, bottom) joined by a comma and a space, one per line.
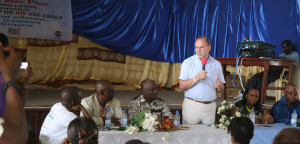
278, 51, 299, 67
179, 55, 225, 102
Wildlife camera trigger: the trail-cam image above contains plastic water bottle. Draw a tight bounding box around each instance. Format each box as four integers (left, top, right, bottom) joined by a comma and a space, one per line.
121, 109, 127, 127
250, 109, 255, 124
291, 109, 297, 127
174, 110, 180, 128
105, 109, 111, 129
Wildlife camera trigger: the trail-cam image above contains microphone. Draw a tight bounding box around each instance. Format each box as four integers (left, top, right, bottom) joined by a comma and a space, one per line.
201, 58, 207, 71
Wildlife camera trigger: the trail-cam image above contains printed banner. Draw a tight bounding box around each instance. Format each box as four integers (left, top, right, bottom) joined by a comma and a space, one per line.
0, 0, 72, 41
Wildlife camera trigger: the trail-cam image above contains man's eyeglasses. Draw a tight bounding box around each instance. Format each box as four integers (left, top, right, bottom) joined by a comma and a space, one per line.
285, 91, 298, 96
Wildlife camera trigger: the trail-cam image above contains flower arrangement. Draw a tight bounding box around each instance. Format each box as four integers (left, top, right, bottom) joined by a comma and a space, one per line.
125, 112, 158, 134
212, 100, 241, 130
156, 115, 177, 131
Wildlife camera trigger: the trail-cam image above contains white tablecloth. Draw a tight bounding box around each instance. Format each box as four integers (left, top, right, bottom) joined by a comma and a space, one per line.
98, 125, 231, 144
98, 124, 299, 144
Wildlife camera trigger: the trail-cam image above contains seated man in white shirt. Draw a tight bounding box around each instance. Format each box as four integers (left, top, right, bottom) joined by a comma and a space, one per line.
80, 80, 123, 126
39, 87, 91, 144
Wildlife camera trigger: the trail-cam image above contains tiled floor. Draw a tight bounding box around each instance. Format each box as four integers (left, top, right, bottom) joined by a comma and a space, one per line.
25, 89, 276, 110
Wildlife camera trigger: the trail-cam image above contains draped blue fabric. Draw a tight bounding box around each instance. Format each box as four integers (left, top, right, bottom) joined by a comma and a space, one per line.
72, 0, 300, 63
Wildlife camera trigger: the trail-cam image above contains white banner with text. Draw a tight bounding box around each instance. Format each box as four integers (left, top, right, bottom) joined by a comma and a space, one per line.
0, 0, 72, 41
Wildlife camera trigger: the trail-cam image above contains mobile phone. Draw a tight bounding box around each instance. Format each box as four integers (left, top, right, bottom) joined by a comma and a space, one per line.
20, 62, 28, 69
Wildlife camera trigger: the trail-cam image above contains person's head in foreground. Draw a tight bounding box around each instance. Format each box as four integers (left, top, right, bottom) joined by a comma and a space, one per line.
125, 139, 149, 144
67, 117, 98, 144
228, 117, 254, 144
273, 128, 300, 144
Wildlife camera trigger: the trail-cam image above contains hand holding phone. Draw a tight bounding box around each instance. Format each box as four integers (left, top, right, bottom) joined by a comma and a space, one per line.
20, 62, 28, 69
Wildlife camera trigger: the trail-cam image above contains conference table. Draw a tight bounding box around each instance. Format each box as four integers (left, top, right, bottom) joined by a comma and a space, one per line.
98, 123, 298, 144
215, 58, 295, 104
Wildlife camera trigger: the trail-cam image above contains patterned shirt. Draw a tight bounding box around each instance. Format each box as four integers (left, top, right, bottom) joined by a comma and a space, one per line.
127, 95, 173, 121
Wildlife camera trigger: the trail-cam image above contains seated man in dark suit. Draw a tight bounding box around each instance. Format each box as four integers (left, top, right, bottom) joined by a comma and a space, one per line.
271, 83, 300, 124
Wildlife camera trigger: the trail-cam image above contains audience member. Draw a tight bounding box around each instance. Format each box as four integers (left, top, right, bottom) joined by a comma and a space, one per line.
40, 87, 92, 144
273, 128, 300, 144
228, 117, 254, 144
127, 79, 173, 121
0, 43, 28, 143
271, 83, 300, 123
235, 40, 300, 99
60, 117, 98, 144
125, 139, 149, 144
81, 80, 122, 126
0, 33, 33, 118
235, 87, 274, 124
179, 36, 225, 125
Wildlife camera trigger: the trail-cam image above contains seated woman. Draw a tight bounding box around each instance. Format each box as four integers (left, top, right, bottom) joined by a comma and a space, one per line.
235, 87, 274, 124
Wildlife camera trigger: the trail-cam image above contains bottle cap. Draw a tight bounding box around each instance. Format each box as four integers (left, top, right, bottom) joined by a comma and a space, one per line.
123, 109, 126, 112
176, 110, 179, 113
107, 109, 110, 112
251, 109, 254, 112
293, 109, 296, 112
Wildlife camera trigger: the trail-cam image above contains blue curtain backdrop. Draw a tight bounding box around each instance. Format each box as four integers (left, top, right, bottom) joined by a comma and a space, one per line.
72, 0, 300, 63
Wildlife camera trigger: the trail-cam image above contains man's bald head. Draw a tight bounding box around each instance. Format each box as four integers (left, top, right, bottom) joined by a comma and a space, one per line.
61, 87, 82, 108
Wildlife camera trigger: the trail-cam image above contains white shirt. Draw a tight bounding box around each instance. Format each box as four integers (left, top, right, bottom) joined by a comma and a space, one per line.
39, 102, 77, 144
179, 55, 225, 101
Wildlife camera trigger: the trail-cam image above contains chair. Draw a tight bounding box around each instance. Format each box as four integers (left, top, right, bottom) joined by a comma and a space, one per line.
274, 68, 289, 101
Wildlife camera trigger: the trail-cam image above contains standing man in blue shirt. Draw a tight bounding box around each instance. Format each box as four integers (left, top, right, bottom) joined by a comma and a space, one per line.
271, 83, 300, 123
179, 36, 225, 125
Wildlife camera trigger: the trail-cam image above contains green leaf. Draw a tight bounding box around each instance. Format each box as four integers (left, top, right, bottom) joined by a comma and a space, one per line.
131, 112, 145, 126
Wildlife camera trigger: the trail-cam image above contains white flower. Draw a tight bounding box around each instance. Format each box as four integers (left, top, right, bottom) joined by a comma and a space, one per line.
221, 100, 227, 105
125, 126, 139, 134
144, 113, 152, 118
221, 106, 225, 110
225, 120, 230, 126
218, 123, 223, 128
221, 126, 227, 130
142, 118, 151, 129
147, 126, 156, 133
235, 111, 241, 117
219, 117, 224, 123
229, 104, 234, 108
221, 115, 227, 119
212, 124, 217, 128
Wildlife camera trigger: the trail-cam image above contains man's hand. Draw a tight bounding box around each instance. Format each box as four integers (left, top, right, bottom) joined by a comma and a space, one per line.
0, 47, 21, 82
111, 117, 121, 126
214, 76, 224, 91
60, 137, 70, 144
195, 70, 207, 81
262, 114, 274, 124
